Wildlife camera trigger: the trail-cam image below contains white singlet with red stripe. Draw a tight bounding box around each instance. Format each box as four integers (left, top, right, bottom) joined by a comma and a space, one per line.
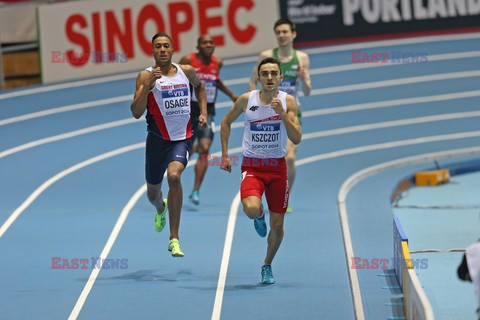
242, 90, 288, 159
145, 63, 192, 141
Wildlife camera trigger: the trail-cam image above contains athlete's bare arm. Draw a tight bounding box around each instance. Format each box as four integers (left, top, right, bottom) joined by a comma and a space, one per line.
178, 54, 192, 65
181, 64, 207, 127
220, 92, 249, 172
130, 69, 160, 119
249, 49, 273, 91
297, 51, 311, 96
216, 59, 238, 102
271, 94, 301, 145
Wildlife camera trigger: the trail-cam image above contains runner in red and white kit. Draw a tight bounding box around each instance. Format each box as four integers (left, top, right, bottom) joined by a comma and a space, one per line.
130, 32, 207, 258
220, 57, 301, 284
178, 35, 238, 206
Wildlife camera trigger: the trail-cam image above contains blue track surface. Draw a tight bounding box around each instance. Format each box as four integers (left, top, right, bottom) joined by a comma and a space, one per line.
1, 32, 480, 320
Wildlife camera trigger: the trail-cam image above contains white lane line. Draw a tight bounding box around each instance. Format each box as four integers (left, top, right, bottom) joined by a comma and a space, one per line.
3, 127, 477, 315
0, 73, 138, 101
307, 70, 480, 97
3, 66, 480, 127
211, 130, 480, 320
312, 50, 480, 75
67, 145, 243, 320
301, 110, 480, 139
3, 110, 479, 237
225, 50, 480, 85
2, 104, 479, 163
0, 96, 130, 126
68, 184, 146, 320
2, 112, 478, 239
302, 32, 480, 55
0, 118, 137, 158
211, 192, 241, 320
1, 32, 477, 101
302, 90, 480, 117
337, 145, 480, 320
0, 143, 143, 238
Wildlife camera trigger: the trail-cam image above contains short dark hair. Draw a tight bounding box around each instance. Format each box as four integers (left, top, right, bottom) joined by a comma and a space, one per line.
197, 34, 211, 45
274, 18, 296, 32
257, 57, 282, 76
152, 32, 172, 45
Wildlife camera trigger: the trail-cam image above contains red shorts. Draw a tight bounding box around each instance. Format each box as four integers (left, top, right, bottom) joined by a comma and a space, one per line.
240, 157, 289, 214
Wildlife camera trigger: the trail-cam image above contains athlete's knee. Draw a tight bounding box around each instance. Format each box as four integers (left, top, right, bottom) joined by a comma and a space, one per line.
146, 187, 161, 202
243, 202, 261, 219
197, 144, 210, 155
197, 140, 212, 154
270, 217, 284, 233
167, 171, 181, 185
286, 153, 296, 164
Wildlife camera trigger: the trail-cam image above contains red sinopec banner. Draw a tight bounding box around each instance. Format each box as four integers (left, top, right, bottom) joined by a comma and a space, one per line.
38, 0, 279, 83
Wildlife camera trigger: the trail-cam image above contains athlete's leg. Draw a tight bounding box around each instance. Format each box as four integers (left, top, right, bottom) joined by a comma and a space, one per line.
145, 133, 169, 232
240, 168, 265, 219
241, 196, 263, 219
264, 166, 289, 264
286, 139, 298, 191
166, 160, 186, 240
193, 137, 213, 191
146, 182, 165, 213
264, 212, 285, 265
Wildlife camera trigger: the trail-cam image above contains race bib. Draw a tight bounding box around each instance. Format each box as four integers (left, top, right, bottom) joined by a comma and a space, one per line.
278, 79, 296, 96
250, 122, 281, 151
192, 80, 217, 103
161, 84, 190, 117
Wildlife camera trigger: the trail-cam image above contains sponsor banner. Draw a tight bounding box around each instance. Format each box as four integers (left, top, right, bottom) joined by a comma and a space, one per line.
38, 0, 279, 83
280, 0, 480, 46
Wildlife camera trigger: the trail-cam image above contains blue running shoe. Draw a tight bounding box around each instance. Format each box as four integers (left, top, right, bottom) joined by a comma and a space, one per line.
261, 264, 275, 284
189, 190, 200, 205
254, 211, 267, 237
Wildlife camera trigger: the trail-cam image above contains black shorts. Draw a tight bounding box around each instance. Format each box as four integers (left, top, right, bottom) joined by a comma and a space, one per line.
191, 113, 215, 141
145, 132, 192, 185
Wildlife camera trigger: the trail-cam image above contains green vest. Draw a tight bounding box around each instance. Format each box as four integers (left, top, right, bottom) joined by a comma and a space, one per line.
272, 48, 302, 124
272, 48, 299, 97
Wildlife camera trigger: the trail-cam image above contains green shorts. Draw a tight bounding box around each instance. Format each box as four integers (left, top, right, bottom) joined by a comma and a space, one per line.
297, 108, 302, 127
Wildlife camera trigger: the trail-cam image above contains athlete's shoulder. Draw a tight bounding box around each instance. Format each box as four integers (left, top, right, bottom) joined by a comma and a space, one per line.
213, 55, 223, 67
178, 54, 193, 65
285, 92, 296, 101
239, 91, 252, 101
137, 69, 151, 80
178, 63, 195, 73
296, 50, 310, 60
259, 49, 274, 58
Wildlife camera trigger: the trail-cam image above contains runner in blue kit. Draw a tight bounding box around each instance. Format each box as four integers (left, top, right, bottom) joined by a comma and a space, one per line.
221, 57, 301, 284
130, 32, 207, 257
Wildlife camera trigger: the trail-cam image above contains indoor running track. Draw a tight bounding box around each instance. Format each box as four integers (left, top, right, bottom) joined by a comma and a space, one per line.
1, 32, 480, 320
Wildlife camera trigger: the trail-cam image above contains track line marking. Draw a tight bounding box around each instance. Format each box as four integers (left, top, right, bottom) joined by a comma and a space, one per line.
211, 133, 480, 320
2, 63, 479, 126
1, 32, 478, 101
337, 146, 480, 320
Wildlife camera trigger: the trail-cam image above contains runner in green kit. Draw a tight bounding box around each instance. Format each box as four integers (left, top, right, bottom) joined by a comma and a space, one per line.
249, 18, 311, 213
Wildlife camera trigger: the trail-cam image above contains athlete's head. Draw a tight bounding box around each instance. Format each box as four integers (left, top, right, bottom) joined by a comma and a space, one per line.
273, 18, 296, 47
151, 32, 174, 65
257, 57, 283, 91
197, 34, 215, 58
